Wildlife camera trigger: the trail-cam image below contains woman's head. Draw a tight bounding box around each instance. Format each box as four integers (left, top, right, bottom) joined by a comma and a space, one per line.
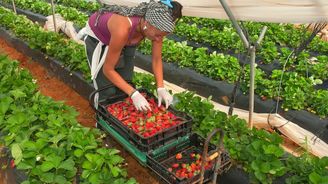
99, 0, 183, 39
144, 1, 183, 33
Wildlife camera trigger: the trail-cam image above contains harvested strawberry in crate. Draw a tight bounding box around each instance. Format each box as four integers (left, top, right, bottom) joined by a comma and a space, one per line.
167, 151, 214, 180
107, 92, 185, 138
101, 89, 192, 152
147, 132, 231, 184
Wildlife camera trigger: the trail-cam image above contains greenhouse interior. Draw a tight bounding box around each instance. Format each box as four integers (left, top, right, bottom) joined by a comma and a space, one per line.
0, 0, 327, 183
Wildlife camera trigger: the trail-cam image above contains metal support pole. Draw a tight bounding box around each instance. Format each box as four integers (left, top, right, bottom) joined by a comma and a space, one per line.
257, 26, 268, 46
249, 27, 267, 129
11, 0, 17, 14
218, 0, 268, 129
50, 0, 57, 32
218, 0, 249, 48
248, 46, 255, 129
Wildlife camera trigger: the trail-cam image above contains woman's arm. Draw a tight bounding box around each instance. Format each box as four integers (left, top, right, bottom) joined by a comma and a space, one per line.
102, 14, 135, 96
151, 38, 173, 108
151, 39, 164, 88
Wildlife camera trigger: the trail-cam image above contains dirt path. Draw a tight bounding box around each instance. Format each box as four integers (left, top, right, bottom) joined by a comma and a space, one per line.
0, 38, 159, 184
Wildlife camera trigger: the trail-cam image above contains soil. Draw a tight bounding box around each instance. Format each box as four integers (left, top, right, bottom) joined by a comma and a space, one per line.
0, 38, 159, 184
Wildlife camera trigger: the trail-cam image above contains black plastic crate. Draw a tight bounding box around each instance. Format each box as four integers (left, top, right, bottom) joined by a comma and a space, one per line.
97, 89, 193, 152
147, 133, 231, 184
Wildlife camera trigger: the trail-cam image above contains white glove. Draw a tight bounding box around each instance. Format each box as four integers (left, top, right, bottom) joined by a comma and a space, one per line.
157, 87, 173, 109
131, 90, 151, 111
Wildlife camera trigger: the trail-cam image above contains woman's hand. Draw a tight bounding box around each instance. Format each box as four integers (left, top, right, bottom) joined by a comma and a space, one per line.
131, 90, 151, 111
157, 87, 173, 109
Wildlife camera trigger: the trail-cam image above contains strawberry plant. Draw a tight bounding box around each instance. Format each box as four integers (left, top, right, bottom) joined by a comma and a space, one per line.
0, 55, 136, 183
0, 7, 90, 79
259, 41, 279, 64
296, 55, 328, 81
285, 153, 328, 184
307, 89, 328, 118
53, 0, 101, 13
309, 37, 328, 55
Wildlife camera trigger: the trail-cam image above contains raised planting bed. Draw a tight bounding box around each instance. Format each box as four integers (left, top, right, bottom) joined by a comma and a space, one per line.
0, 27, 94, 99
134, 52, 328, 143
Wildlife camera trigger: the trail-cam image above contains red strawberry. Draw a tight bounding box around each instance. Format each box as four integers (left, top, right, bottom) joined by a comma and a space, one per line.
176, 153, 182, 160
10, 159, 15, 168
172, 163, 179, 168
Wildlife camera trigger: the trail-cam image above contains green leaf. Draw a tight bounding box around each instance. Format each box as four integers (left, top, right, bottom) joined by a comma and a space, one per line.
49, 134, 66, 145
110, 166, 121, 177
251, 161, 259, 171
309, 172, 321, 184
10, 89, 26, 99
126, 178, 137, 184
96, 148, 108, 155
40, 172, 55, 183
17, 160, 34, 170
89, 173, 100, 184
58, 158, 75, 171
263, 145, 284, 157
0, 96, 13, 115
40, 161, 55, 172
54, 175, 68, 184
260, 162, 271, 173
81, 170, 92, 179
110, 155, 124, 165
73, 149, 83, 158
82, 160, 93, 170
47, 155, 63, 168
85, 153, 95, 162
11, 143, 23, 165
254, 171, 266, 183
108, 149, 120, 156
8, 112, 27, 126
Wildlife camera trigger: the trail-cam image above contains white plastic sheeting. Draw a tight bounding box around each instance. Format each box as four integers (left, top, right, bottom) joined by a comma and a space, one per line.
100, 0, 328, 23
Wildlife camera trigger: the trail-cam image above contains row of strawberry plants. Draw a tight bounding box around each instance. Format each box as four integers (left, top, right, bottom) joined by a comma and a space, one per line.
0, 5, 325, 182
0, 55, 137, 184
0, 6, 90, 80
2, 0, 87, 28
175, 19, 328, 69
180, 16, 328, 55
3, 1, 327, 117
181, 17, 303, 48
132, 72, 328, 184
37, 0, 327, 66
139, 39, 328, 117
174, 19, 328, 84
28, 2, 328, 102
49, 0, 328, 83
3, 2, 328, 117
52, 0, 100, 13
8, 0, 328, 82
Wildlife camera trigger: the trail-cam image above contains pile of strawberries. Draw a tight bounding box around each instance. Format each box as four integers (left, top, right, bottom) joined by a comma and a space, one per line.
107, 93, 183, 138
167, 152, 213, 180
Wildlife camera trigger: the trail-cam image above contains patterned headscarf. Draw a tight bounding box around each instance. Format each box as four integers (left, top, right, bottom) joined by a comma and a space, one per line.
98, 0, 175, 33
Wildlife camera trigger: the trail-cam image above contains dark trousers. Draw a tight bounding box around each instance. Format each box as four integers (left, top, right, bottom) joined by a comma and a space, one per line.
84, 35, 136, 100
